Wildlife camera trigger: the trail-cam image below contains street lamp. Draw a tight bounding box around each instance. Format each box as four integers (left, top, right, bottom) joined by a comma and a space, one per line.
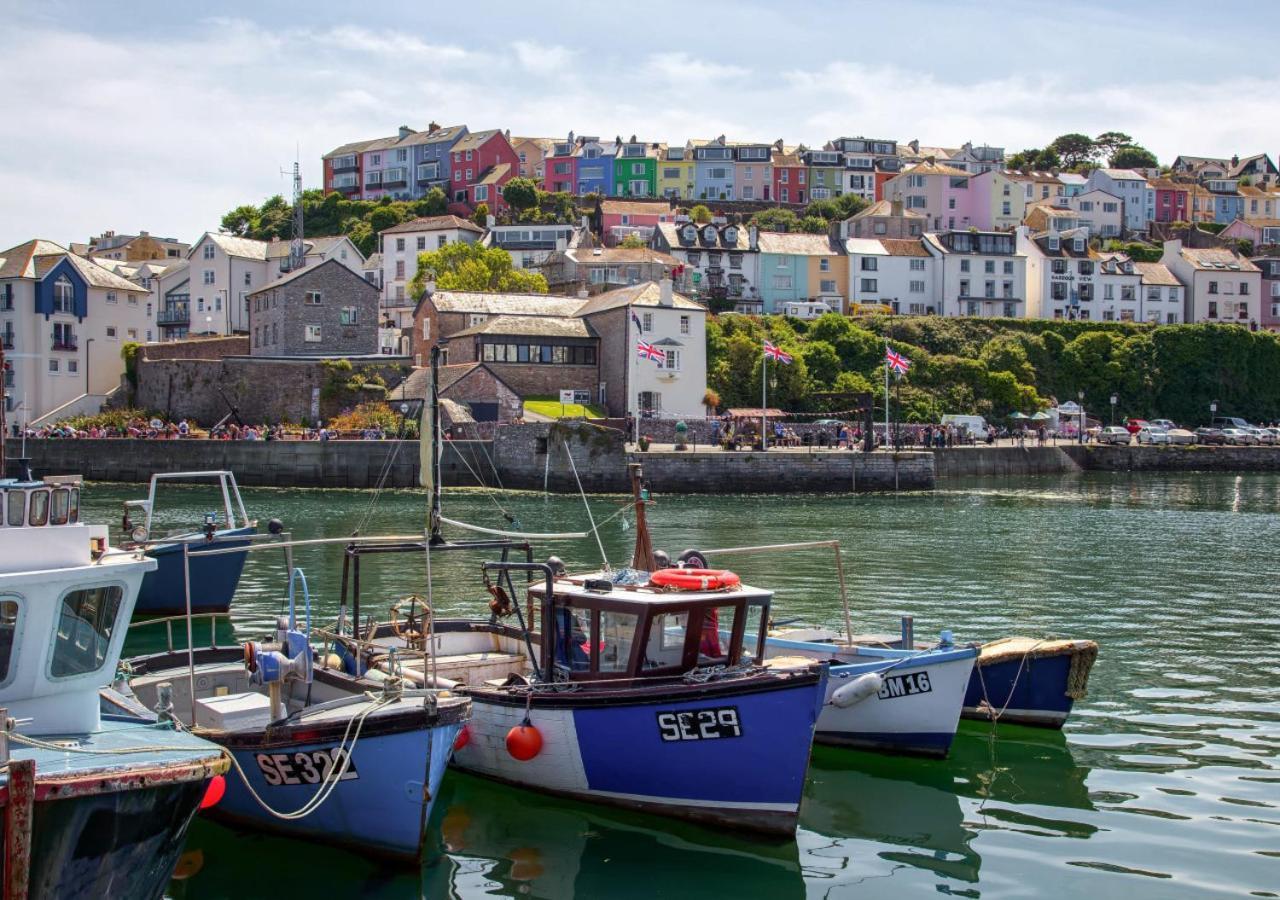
1110, 393, 1118, 426
1078, 390, 1085, 444
204, 315, 213, 336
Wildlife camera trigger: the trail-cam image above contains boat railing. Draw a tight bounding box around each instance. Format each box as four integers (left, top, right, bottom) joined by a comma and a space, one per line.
128, 610, 233, 655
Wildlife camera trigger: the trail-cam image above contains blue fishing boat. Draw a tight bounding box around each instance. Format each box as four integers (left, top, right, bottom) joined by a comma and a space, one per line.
0, 474, 229, 900
122, 471, 259, 616
121, 567, 471, 862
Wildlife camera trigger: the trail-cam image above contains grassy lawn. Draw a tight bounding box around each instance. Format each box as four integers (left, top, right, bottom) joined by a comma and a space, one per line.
524, 396, 607, 419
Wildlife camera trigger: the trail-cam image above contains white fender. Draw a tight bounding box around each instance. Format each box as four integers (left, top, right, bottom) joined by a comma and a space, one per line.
830, 672, 883, 708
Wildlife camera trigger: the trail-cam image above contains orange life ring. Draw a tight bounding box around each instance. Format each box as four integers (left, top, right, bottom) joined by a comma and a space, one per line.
649, 568, 741, 591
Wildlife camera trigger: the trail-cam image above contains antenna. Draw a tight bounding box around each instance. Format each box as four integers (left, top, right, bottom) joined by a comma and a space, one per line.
280, 155, 305, 272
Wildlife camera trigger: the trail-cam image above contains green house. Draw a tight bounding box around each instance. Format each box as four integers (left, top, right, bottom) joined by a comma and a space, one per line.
613, 141, 660, 198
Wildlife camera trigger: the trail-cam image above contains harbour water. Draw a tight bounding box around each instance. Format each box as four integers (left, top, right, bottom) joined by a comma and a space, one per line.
88, 473, 1280, 898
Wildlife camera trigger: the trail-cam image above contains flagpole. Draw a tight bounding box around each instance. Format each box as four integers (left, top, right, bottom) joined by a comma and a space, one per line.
884, 341, 890, 452
761, 350, 768, 452
630, 305, 638, 447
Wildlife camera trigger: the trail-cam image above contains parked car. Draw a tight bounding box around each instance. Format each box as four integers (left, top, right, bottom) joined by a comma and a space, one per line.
1247, 427, 1277, 445
1220, 428, 1259, 445
1149, 419, 1178, 431
813, 419, 844, 426
1194, 427, 1227, 445
1213, 416, 1252, 431
1138, 427, 1171, 445
1125, 418, 1150, 435
1098, 426, 1133, 446
1165, 429, 1197, 445
1266, 427, 1280, 443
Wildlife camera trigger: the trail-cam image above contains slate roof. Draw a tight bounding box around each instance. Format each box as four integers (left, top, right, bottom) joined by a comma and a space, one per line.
248, 258, 376, 295
1133, 262, 1180, 286
879, 238, 931, 257
0, 239, 72, 278
478, 163, 511, 185
1179, 247, 1260, 272
656, 222, 751, 251
849, 199, 925, 220
429, 291, 584, 316
203, 233, 268, 260
566, 247, 681, 266
755, 232, 841, 255
574, 281, 703, 315
450, 314, 594, 340
396, 125, 467, 148
389, 363, 516, 402
601, 200, 674, 217
899, 162, 970, 178
453, 129, 502, 153
380, 215, 484, 236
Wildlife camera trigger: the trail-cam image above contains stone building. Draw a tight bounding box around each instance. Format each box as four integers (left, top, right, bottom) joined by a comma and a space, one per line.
443, 314, 599, 399
411, 290, 583, 366
247, 259, 380, 356
388, 362, 523, 423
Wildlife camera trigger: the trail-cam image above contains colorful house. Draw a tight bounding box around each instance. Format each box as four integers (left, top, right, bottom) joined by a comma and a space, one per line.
1148, 178, 1190, 224
771, 146, 806, 205
612, 139, 661, 198
511, 137, 556, 183
755, 232, 846, 313
881, 162, 976, 231
599, 200, 676, 246
967, 169, 1025, 230
1204, 178, 1245, 224
657, 144, 695, 200
323, 139, 369, 198
450, 129, 520, 212
802, 148, 843, 201
1084, 169, 1153, 232
692, 137, 736, 201
1240, 185, 1279, 223
734, 141, 773, 202
573, 137, 614, 196
543, 134, 577, 194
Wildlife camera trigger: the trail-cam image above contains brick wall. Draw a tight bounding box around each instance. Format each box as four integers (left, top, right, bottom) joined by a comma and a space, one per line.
485, 362, 598, 398
249, 261, 379, 356
443, 366, 523, 423
141, 336, 249, 361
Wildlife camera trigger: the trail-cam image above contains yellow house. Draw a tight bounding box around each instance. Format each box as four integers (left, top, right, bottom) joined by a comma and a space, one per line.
657, 144, 696, 200
807, 249, 849, 312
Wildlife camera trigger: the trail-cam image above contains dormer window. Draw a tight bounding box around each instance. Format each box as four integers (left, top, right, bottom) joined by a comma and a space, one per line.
53, 275, 75, 313
682, 225, 697, 243
1048, 236, 1060, 251
723, 226, 738, 244
1073, 238, 1084, 253
702, 225, 717, 242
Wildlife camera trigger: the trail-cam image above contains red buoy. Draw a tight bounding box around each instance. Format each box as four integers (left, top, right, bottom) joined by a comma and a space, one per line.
453, 725, 471, 751
505, 722, 543, 761
199, 774, 226, 810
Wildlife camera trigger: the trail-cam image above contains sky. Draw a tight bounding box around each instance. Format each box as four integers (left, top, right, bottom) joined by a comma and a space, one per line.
1, 0, 1277, 251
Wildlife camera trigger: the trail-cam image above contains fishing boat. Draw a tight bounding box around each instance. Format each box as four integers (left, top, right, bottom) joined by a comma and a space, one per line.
120, 562, 471, 863
0, 473, 229, 900
121, 471, 261, 616
771, 626, 1098, 729
319, 349, 827, 838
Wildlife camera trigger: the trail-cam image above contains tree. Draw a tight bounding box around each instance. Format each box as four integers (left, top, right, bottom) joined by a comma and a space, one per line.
749, 208, 800, 232
619, 234, 647, 249
1007, 146, 1061, 171
413, 188, 448, 217
833, 194, 870, 219
1110, 145, 1158, 170
502, 177, 539, 215
800, 340, 841, 388
1049, 133, 1097, 169
472, 203, 490, 227
1093, 131, 1133, 161
797, 215, 828, 234
408, 241, 548, 297
221, 204, 259, 237
689, 204, 713, 224
804, 199, 841, 221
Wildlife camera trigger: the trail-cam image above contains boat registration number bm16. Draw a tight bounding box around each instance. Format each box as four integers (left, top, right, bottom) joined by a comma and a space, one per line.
878, 671, 932, 700
656, 707, 742, 742
255, 748, 361, 786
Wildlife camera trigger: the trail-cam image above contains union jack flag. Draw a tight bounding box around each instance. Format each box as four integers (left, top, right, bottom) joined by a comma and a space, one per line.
886, 347, 911, 375
763, 340, 793, 365
637, 340, 666, 363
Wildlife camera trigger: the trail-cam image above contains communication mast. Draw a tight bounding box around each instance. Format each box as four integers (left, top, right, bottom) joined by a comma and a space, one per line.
282, 158, 305, 272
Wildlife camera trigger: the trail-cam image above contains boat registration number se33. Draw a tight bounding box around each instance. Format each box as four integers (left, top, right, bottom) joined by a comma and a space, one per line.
656, 707, 742, 742
878, 671, 932, 700
254, 747, 360, 786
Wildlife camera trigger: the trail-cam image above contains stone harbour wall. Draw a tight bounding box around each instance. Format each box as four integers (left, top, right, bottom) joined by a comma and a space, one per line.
634, 450, 934, 493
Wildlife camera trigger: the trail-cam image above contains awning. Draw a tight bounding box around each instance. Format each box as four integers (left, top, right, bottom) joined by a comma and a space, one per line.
726, 408, 786, 419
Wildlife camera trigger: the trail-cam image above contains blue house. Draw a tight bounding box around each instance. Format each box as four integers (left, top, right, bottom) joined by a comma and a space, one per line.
573, 137, 614, 196
1206, 179, 1245, 224
693, 137, 736, 201
404, 123, 467, 200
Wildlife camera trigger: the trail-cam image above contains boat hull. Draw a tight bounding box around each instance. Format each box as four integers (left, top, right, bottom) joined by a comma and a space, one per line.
134, 526, 255, 616
209, 705, 466, 862
961, 638, 1099, 728
452, 670, 826, 838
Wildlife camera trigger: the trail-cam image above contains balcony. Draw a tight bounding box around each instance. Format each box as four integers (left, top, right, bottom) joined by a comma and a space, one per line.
2, 334, 13, 350
158, 303, 190, 326
330, 157, 358, 173
51, 338, 77, 351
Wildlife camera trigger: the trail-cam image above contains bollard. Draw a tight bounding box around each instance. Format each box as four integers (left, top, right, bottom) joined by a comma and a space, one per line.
900, 615, 914, 650
155, 682, 174, 724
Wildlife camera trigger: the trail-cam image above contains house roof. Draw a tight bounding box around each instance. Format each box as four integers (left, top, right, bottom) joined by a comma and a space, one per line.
389, 362, 517, 402
1133, 262, 1180, 286
755, 232, 841, 256
450, 314, 594, 340
602, 199, 673, 217
381, 215, 484, 236
364, 252, 382, 269
898, 162, 970, 178
1, 240, 147, 292
429, 291, 584, 317
566, 247, 681, 267
879, 238, 931, 257
203, 232, 268, 260
478, 163, 511, 185
1097, 168, 1146, 180
396, 125, 467, 149
1030, 230, 1092, 258
848, 199, 925, 220
323, 138, 378, 160
656, 222, 751, 251
0, 240, 74, 278
1179, 247, 1260, 272
248, 258, 376, 295
574, 281, 704, 315
453, 129, 502, 153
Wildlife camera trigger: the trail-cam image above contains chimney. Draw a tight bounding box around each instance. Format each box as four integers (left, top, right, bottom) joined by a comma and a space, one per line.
568, 130, 575, 144
749, 225, 759, 251
839, 219, 850, 240
428, 121, 440, 133
398, 125, 413, 139
486, 214, 496, 229
630, 134, 637, 143
891, 196, 904, 217
909, 139, 919, 154
774, 138, 784, 152
504, 128, 511, 142
659, 275, 673, 307
577, 285, 589, 299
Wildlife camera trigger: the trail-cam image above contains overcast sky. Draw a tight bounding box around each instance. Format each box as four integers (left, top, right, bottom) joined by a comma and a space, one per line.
2, 0, 1277, 251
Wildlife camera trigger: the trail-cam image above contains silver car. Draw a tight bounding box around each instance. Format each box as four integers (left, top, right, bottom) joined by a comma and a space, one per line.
1098, 426, 1133, 446
1138, 427, 1171, 445
1220, 428, 1259, 445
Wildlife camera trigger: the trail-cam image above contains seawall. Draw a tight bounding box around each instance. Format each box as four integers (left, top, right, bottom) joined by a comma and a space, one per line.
634, 450, 934, 493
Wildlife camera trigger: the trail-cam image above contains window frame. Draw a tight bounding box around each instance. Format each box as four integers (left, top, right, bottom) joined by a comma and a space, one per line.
47, 582, 127, 681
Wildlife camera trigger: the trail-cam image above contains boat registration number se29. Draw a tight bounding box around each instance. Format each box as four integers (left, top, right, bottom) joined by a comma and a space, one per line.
254, 747, 360, 786
878, 671, 932, 700
656, 707, 742, 742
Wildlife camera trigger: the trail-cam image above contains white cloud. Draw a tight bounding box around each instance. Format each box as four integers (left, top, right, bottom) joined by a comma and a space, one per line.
643, 52, 749, 84
512, 40, 575, 76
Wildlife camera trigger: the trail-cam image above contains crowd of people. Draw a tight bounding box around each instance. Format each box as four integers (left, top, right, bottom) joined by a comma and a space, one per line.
17, 416, 395, 442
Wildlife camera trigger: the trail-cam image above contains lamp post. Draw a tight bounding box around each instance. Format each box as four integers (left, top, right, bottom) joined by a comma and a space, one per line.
204, 315, 213, 336
1110, 393, 1118, 426
1078, 390, 1085, 444
1210, 399, 1218, 425
84, 337, 94, 395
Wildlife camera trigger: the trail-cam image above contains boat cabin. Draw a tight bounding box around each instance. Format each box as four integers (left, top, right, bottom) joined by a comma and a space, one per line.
0, 476, 81, 529
530, 576, 773, 682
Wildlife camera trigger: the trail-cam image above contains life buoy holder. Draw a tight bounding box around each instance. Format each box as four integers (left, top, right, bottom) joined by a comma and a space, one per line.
649, 568, 741, 591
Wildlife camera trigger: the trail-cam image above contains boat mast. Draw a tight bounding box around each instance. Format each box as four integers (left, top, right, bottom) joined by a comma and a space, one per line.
428, 345, 443, 544
0, 341, 6, 478
629, 462, 655, 571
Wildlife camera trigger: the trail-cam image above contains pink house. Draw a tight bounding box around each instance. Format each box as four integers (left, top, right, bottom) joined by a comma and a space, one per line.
599, 199, 675, 246
449, 129, 520, 213
1149, 179, 1190, 223
883, 162, 978, 231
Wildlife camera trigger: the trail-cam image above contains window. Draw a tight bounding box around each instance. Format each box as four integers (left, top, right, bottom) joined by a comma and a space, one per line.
820, 258, 830, 272
305, 291, 322, 305
1208, 300, 1218, 318
52, 275, 75, 312
1002, 202, 1012, 216
468, 314, 488, 328
105, 325, 117, 338
105, 291, 117, 304
861, 258, 878, 272
697, 606, 738, 664
417, 236, 426, 251
664, 349, 681, 371
202, 270, 215, 286
909, 259, 926, 272
1208, 281, 1219, 294
984, 260, 995, 274
1240, 282, 1250, 296
0, 598, 17, 685
680, 315, 690, 335
1052, 259, 1068, 274
773, 275, 793, 290
597, 610, 638, 673
465, 169, 473, 180
960, 260, 970, 273
910, 280, 925, 293
860, 278, 878, 292
438, 235, 448, 248
202, 243, 215, 259
395, 260, 406, 281
340, 307, 358, 326
48, 359, 59, 373
304, 325, 322, 342
475, 185, 489, 202
50, 585, 123, 678
643, 611, 689, 669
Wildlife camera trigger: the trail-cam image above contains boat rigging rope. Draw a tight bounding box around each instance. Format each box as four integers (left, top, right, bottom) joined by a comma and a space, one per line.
219, 691, 394, 821
353, 425, 411, 535
974, 639, 1046, 724
449, 437, 518, 525
5, 731, 221, 756
561, 436, 610, 570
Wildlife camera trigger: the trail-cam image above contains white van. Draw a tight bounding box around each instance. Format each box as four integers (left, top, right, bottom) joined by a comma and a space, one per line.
940, 414, 988, 439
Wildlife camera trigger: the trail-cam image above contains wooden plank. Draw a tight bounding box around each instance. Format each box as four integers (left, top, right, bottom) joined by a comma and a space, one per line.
3, 757, 34, 900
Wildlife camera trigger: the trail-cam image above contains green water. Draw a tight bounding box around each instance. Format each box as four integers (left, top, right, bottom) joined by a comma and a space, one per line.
85, 475, 1280, 898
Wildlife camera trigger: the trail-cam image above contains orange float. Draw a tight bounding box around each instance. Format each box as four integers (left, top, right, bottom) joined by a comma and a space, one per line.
649, 568, 741, 591
506, 721, 543, 761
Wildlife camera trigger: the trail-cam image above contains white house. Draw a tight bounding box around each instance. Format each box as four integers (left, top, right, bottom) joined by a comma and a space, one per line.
1160, 240, 1262, 325
378, 215, 484, 310
1068, 189, 1124, 238
180, 233, 364, 336
652, 221, 762, 313
1133, 262, 1184, 325
1019, 227, 1147, 321
1, 240, 151, 423
843, 237, 938, 315
484, 222, 585, 273
923, 230, 1027, 318
1085, 169, 1153, 233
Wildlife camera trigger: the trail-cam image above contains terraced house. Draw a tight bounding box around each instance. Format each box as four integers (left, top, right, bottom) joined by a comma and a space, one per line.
771, 145, 806, 205
924, 230, 1026, 318
450, 129, 519, 213
802, 147, 843, 201
733, 141, 772, 201
657, 144, 694, 200
692, 137, 736, 201
572, 137, 613, 196
611, 139, 661, 198
652, 220, 761, 312
756, 232, 846, 315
